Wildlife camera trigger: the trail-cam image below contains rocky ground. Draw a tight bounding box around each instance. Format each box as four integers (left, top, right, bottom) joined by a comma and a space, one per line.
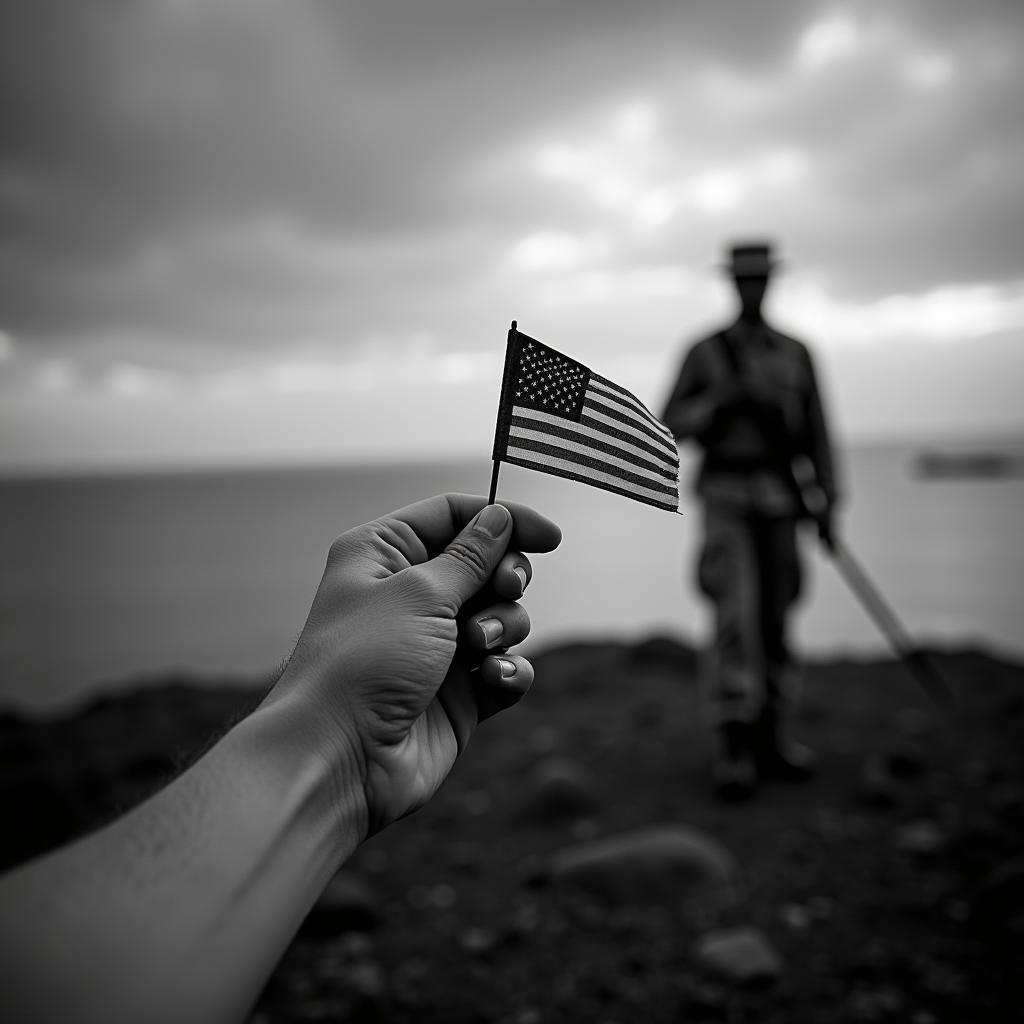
2, 637, 1023, 1023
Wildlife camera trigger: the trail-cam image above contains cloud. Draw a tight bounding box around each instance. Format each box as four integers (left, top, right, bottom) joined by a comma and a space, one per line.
795, 10, 864, 71
1, 0, 1024, 465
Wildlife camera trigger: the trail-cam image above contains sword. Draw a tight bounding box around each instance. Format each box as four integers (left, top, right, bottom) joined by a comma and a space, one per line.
828, 541, 953, 711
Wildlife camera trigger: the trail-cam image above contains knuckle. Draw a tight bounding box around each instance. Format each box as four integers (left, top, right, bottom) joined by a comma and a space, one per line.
445, 537, 491, 579
327, 529, 359, 564
325, 539, 349, 571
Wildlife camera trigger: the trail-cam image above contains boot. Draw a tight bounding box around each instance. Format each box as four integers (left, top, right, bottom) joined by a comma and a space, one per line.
713, 721, 757, 801
754, 708, 817, 782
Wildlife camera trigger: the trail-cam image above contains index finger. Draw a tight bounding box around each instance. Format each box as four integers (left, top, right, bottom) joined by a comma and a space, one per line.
381, 493, 562, 559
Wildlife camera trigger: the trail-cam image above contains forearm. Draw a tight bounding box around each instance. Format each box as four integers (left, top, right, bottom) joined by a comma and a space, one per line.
0, 694, 363, 1024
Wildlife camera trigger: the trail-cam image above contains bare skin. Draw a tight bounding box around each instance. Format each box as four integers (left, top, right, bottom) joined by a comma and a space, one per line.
0, 494, 561, 1024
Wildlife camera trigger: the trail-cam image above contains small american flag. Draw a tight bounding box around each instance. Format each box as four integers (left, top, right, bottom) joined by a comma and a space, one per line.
491, 325, 681, 513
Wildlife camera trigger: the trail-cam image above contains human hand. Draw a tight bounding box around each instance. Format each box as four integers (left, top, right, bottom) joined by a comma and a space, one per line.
264, 494, 561, 837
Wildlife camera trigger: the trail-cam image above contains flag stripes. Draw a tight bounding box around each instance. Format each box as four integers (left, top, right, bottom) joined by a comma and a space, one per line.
589, 375, 675, 448
577, 409, 676, 465
584, 385, 678, 454
503, 451, 679, 510
492, 327, 682, 513
507, 428, 673, 495
509, 412, 672, 481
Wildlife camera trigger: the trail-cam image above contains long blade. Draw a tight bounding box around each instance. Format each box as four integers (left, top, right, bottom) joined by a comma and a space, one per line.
830, 543, 953, 710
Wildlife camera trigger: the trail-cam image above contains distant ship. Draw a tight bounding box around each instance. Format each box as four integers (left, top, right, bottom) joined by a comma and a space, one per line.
913, 448, 1024, 479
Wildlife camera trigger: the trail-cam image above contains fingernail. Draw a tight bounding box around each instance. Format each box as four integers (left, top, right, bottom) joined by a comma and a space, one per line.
496, 658, 517, 678
478, 616, 504, 647
512, 565, 528, 594
476, 503, 510, 538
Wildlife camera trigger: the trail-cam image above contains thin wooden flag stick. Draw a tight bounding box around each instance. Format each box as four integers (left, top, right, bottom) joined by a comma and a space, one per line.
486, 460, 501, 505
487, 320, 519, 504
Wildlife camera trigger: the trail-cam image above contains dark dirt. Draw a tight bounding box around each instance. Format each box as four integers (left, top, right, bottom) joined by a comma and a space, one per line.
2, 637, 1022, 1023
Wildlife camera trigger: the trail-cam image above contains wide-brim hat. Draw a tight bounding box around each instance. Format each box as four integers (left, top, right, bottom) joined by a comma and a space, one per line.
722, 241, 779, 278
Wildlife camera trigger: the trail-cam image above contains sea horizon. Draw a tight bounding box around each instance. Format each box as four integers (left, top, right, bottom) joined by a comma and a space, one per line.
2, 433, 1023, 714
3, 427, 1023, 483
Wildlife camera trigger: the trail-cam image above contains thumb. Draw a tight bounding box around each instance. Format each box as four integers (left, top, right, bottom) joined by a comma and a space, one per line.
425, 503, 513, 608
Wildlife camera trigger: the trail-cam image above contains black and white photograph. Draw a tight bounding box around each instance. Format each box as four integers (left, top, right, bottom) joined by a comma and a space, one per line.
1, 2, 1022, 1021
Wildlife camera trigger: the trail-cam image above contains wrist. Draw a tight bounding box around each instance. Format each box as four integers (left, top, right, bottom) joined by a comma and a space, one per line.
244, 687, 370, 861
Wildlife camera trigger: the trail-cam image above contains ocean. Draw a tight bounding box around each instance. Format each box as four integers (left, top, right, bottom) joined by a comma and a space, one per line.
2, 439, 1023, 713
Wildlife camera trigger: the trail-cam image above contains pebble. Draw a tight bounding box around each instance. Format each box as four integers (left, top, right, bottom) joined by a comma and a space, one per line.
693, 926, 783, 984
459, 925, 500, 956
522, 756, 601, 820
543, 824, 738, 914
779, 902, 812, 930
894, 819, 945, 856
407, 881, 457, 911
512, 1008, 542, 1024
506, 901, 542, 938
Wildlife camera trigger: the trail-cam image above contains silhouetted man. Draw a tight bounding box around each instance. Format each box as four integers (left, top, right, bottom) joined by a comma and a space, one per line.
662, 242, 840, 800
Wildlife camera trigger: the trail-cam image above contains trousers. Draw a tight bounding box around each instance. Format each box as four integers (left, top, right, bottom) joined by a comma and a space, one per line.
696, 502, 804, 726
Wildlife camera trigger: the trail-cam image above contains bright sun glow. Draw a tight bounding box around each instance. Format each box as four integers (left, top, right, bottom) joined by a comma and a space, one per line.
795, 12, 862, 71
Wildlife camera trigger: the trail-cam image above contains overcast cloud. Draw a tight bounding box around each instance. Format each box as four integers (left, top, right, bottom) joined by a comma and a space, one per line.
1, 0, 1023, 468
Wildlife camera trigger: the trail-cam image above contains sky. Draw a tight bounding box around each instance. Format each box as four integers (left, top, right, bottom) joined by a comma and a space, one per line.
1, 0, 1023, 472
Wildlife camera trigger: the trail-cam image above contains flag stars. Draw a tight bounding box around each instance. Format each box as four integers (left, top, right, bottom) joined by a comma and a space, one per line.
512, 336, 589, 420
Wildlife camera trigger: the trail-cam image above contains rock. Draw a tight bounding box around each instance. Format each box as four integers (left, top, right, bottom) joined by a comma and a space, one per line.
505, 901, 543, 939
542, 824, 738, 913
407, 882, 457, 911
522, 756, 601, 820
303, 871, 381, 935
894, 819, 945, 856
459, 925, 500, 956
694, 926, 783, 984
779, 902, 812, 930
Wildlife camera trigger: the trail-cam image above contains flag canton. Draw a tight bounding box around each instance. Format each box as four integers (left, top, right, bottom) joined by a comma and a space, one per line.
512, 336, 590, 422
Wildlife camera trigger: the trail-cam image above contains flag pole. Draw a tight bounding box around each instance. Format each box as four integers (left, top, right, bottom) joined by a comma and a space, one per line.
487, 320, 518, 504
486, 461, 501, 505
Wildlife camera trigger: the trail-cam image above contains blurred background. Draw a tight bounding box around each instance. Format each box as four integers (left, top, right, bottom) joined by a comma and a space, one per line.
2, 0, 1023, 711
